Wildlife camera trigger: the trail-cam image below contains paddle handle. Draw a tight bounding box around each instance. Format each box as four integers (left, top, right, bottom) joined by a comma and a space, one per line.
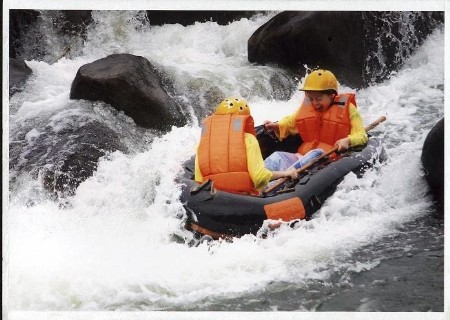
364, 115, 386, 132
263, 115, 387, 194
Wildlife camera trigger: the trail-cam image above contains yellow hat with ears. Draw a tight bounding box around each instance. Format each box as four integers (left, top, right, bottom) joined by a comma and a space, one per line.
214, 97, 250, 116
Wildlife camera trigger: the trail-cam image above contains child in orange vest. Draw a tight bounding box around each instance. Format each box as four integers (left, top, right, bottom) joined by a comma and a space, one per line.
195, 98, 299, 193
264, 69, 368, 172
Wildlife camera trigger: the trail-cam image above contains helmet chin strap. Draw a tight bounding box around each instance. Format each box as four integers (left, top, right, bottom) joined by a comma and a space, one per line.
329, 94, 345, 107
319, 94, 337, 111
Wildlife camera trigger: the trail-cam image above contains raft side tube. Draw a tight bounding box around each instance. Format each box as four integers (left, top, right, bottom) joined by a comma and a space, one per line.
179, 138, 384, 238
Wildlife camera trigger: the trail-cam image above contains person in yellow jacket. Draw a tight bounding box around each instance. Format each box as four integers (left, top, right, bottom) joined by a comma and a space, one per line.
263, 69, 368, 172
195, 97, 298, 194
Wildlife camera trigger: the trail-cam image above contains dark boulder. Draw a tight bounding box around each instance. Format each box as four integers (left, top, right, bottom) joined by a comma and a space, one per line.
146, 11, 260, 26
248, 12, 365, 87
9, 9, 92, 62
248, 11, 443, 88
9, 120, 128, 198
10, 58, 33, 96
43, 121, 127, 197
9, 9, 40, 59
70, 54, 187, 131
362, 11, 443, 84
59, 10, 93, 36
421, 118, 444, 209
50, 10, 93, 62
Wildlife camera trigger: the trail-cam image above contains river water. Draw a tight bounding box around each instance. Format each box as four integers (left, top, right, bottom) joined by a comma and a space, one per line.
4, 9, 445, 319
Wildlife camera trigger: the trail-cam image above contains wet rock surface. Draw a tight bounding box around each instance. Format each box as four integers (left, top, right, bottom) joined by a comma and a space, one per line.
146, 11, 260, 26
248, 11, 444, 87
421, 118, 444, 210
70, 53, 187, 131
9, 58, 33, 96
9, 10, 92, 62
10, 120, 128, 198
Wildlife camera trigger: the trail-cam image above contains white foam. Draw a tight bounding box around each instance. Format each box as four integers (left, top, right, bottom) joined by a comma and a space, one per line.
6, 12, 444, 311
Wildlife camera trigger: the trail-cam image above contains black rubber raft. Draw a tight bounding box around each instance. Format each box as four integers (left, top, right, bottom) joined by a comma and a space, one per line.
178, 126, 386, 239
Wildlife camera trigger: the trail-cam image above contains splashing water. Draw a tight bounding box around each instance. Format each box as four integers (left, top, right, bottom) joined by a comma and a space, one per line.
6, 11, 444, 312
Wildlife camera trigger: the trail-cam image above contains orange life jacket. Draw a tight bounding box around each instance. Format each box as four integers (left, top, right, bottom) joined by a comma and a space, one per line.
295, 93, 356, 155
197, 114, 257, 194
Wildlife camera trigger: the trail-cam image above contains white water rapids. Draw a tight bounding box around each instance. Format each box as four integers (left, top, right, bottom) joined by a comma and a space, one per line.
4, 10, 445, 316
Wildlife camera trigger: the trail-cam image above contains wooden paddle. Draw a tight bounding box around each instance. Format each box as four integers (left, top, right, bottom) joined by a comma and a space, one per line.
262, 115, 387, 195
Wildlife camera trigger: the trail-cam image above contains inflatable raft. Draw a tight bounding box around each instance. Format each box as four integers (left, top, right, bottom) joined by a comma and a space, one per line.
179, 125, 386, 239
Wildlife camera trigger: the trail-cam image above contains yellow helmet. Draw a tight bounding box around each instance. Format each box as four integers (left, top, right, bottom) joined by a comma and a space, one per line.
214, 97, 250, 116
300, 69, 338, 93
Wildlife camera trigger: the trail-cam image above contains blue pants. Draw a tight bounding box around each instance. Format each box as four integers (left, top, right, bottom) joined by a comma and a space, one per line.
264, 149, 324, 171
